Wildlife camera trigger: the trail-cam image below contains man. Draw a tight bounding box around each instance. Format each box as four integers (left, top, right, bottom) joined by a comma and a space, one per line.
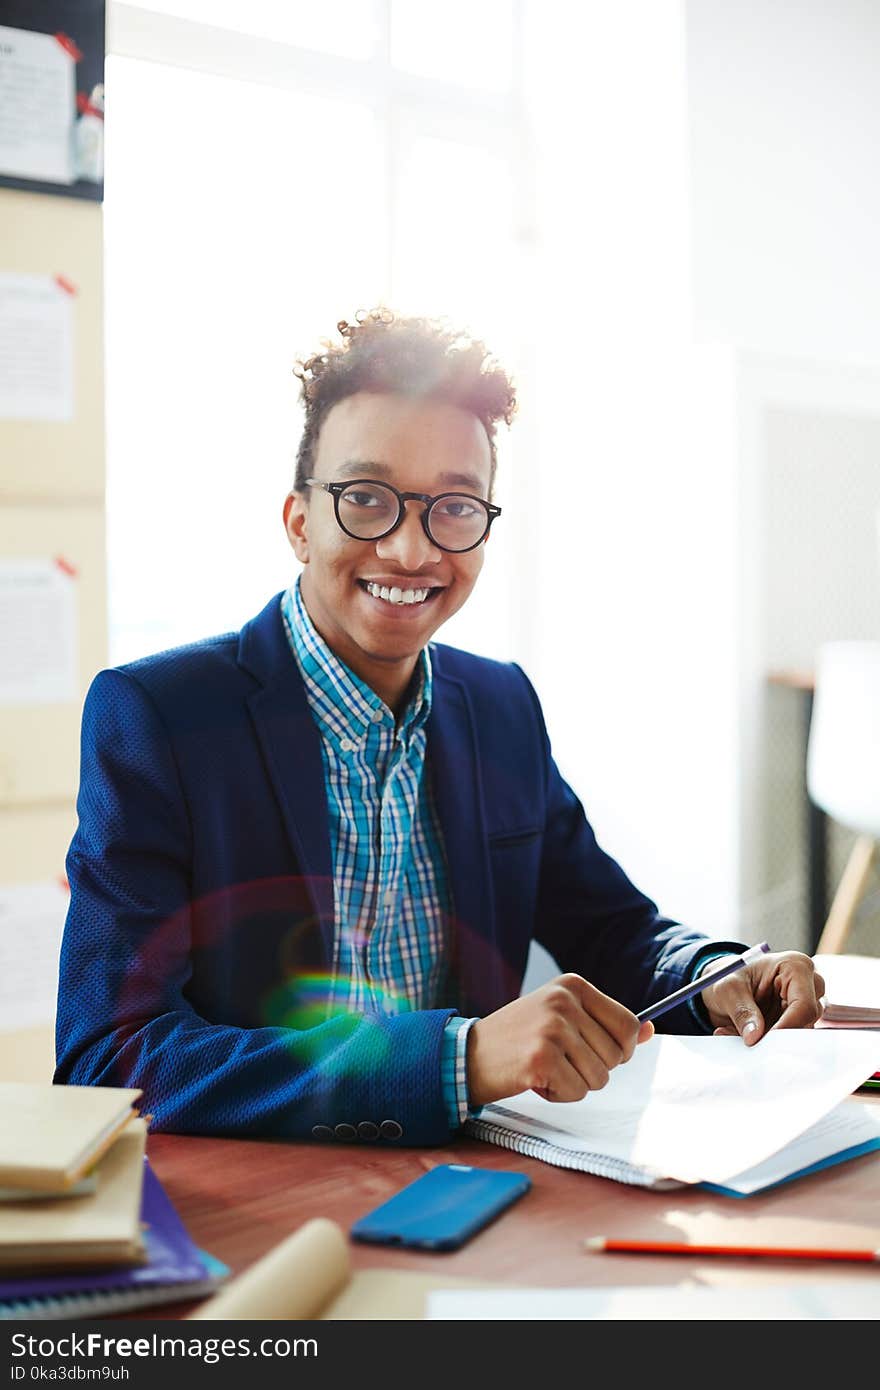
55, 309, 824, 1144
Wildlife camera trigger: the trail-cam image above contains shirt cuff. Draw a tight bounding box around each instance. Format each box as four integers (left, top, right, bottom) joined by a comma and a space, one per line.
441, 1015, 478, 1129
687, 950, 742, 1030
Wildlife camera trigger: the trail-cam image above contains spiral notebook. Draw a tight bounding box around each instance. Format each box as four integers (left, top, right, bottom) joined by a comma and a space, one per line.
0, 1161, 229, 1319
464, 1032, 880, 1196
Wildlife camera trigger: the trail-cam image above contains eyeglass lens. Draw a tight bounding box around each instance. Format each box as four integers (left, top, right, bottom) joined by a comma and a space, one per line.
336, 481, 489, 551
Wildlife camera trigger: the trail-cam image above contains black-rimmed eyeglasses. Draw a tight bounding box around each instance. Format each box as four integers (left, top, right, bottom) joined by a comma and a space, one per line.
304, 478, 501, 554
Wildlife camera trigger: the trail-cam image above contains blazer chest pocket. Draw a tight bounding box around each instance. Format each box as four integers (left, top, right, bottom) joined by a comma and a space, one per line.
488, 828, 542, 850
488, 828, 541, 939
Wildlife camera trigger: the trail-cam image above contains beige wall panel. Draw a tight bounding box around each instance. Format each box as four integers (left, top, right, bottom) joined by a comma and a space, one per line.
0, 1025, 56, 1083
0, 804, 78, 883
0, 189, 104, 500
0, 504, 106, 804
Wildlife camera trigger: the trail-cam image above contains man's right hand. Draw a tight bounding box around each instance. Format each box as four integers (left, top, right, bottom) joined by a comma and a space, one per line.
465, 973, 654, 1109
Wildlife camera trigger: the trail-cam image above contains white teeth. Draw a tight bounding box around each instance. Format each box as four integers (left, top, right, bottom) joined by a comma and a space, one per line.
364, 582, 431, 605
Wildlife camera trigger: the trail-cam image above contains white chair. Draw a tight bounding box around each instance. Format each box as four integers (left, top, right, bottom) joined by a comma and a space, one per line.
806, 641, 880, 954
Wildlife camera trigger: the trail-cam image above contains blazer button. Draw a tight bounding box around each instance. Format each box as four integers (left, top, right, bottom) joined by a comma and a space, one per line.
311, 1125, 334, 1141
357, 1121, 379, 1141
334, 1123, 358, 1141
379, 1119, 403, 1140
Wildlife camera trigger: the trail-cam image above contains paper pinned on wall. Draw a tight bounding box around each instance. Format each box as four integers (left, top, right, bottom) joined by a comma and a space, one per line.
0, 27, 77, 186
0, 558, 78, 706
0, 272, 75, 422
0, 879, 70, 1032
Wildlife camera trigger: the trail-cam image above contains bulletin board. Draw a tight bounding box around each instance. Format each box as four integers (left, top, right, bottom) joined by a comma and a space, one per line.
0, 0, 106, 203
0, 190, 105, 501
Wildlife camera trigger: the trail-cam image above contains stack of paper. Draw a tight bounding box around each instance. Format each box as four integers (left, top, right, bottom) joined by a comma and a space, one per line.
814, 954, 880, 1090
814, 953, 880, 1028
466, 1032, 880, 1194
0, 1084, 144, 1270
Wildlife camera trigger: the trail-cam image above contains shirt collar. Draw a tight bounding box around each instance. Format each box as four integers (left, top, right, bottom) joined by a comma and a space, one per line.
281, 577, 433, 743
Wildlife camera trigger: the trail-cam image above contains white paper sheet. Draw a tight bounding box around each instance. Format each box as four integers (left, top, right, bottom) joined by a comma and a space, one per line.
0, 26, 76, 185
0, 558, 78, 705
712, 1099, 880, 1194
0, 879, 70, 1031
427, 1282, 880, 1320
481, 1031, 880, 1186
0, 272, 75, 422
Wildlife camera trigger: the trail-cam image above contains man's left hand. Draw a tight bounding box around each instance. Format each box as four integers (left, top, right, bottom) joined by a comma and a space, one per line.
700, 950, 826, 1044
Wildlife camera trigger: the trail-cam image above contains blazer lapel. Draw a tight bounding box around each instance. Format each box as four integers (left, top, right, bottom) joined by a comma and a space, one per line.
429, 665, 505, 1017
239, 595, 334, 966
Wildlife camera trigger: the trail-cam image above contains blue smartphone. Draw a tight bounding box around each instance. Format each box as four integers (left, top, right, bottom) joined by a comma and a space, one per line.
350, 1164, 531, 1251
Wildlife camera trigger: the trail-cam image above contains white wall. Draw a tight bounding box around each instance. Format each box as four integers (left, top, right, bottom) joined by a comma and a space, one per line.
522, 0, 880, 964
687, 0, 880, 367
523, 3, 742, 941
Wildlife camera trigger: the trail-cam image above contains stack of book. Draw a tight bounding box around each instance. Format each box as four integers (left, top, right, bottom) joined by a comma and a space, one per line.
0, 1084, 227, 1318
814, 954, 880, 1091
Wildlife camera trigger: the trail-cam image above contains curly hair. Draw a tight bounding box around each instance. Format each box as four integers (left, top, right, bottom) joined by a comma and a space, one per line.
292, 308, 517, 497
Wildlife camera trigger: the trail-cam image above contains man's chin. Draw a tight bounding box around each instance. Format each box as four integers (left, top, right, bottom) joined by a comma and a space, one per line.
355, 598, 446, 647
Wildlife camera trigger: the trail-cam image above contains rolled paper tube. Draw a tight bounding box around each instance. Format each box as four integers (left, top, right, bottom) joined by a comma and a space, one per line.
189, 1217, 350, 1320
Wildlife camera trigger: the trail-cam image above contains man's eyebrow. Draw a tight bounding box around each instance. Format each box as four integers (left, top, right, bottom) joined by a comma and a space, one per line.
334, 459, 487, 492
437, 470, 486, 493
335, 459, 390, 479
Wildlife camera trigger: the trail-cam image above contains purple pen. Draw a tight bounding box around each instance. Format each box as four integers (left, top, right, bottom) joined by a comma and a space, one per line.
636, 942, 771, 1023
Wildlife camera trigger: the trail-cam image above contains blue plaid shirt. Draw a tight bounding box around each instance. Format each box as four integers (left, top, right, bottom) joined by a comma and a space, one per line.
281, 580, 473, 1128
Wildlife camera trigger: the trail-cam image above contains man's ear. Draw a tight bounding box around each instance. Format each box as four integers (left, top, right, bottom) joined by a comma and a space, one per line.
283, 491, 309, 563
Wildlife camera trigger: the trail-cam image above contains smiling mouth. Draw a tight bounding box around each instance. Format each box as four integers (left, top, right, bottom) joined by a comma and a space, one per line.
357, 579, 444, 607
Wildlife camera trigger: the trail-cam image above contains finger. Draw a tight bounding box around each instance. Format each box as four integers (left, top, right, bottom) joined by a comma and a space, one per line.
535, 1046, 602, 1103
769, 963, 826, 1029
769, 986, 824, 1030
718, 990, 764, 1045
574, 1012, 626, 1072
572, 978, 641, 1059
562, 1021, 613, 1093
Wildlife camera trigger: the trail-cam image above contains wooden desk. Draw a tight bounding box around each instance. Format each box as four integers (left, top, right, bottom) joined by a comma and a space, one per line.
140, 1104, 880, 1318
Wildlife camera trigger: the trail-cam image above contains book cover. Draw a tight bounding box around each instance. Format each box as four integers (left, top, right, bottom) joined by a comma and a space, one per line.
0, 1160, 229, 1319
0, 1083, 142, 1192
0, 1119, 146, 1270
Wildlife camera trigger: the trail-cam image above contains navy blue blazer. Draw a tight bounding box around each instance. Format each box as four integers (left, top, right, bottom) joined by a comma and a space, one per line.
54, 592, 744, 1144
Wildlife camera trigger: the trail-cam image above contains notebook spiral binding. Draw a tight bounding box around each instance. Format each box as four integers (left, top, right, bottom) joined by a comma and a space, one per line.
0, 1278, 221, 1320
464, 1118, 681, 1190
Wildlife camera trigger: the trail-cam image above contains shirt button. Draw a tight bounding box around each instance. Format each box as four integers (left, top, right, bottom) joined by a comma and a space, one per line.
339, 737, 354, 752
357, 1121, 380, 1141
334, 1123, 357, 1141
370, 708, 384, 724
379, 1120, 403, 1141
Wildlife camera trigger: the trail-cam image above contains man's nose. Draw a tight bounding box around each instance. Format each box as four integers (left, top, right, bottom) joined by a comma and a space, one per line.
374, 502, 442, 569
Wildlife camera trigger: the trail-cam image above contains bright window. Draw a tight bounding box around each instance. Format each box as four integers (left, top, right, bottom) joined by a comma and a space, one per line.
105, 3, 531, 667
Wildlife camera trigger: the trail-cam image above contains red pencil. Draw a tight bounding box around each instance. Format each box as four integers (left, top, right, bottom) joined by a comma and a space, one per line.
584, 1236, 880, 1262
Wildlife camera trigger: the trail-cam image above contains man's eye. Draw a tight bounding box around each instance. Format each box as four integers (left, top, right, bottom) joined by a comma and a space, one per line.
344, 490, 384, 508
436, 500, 477, 518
